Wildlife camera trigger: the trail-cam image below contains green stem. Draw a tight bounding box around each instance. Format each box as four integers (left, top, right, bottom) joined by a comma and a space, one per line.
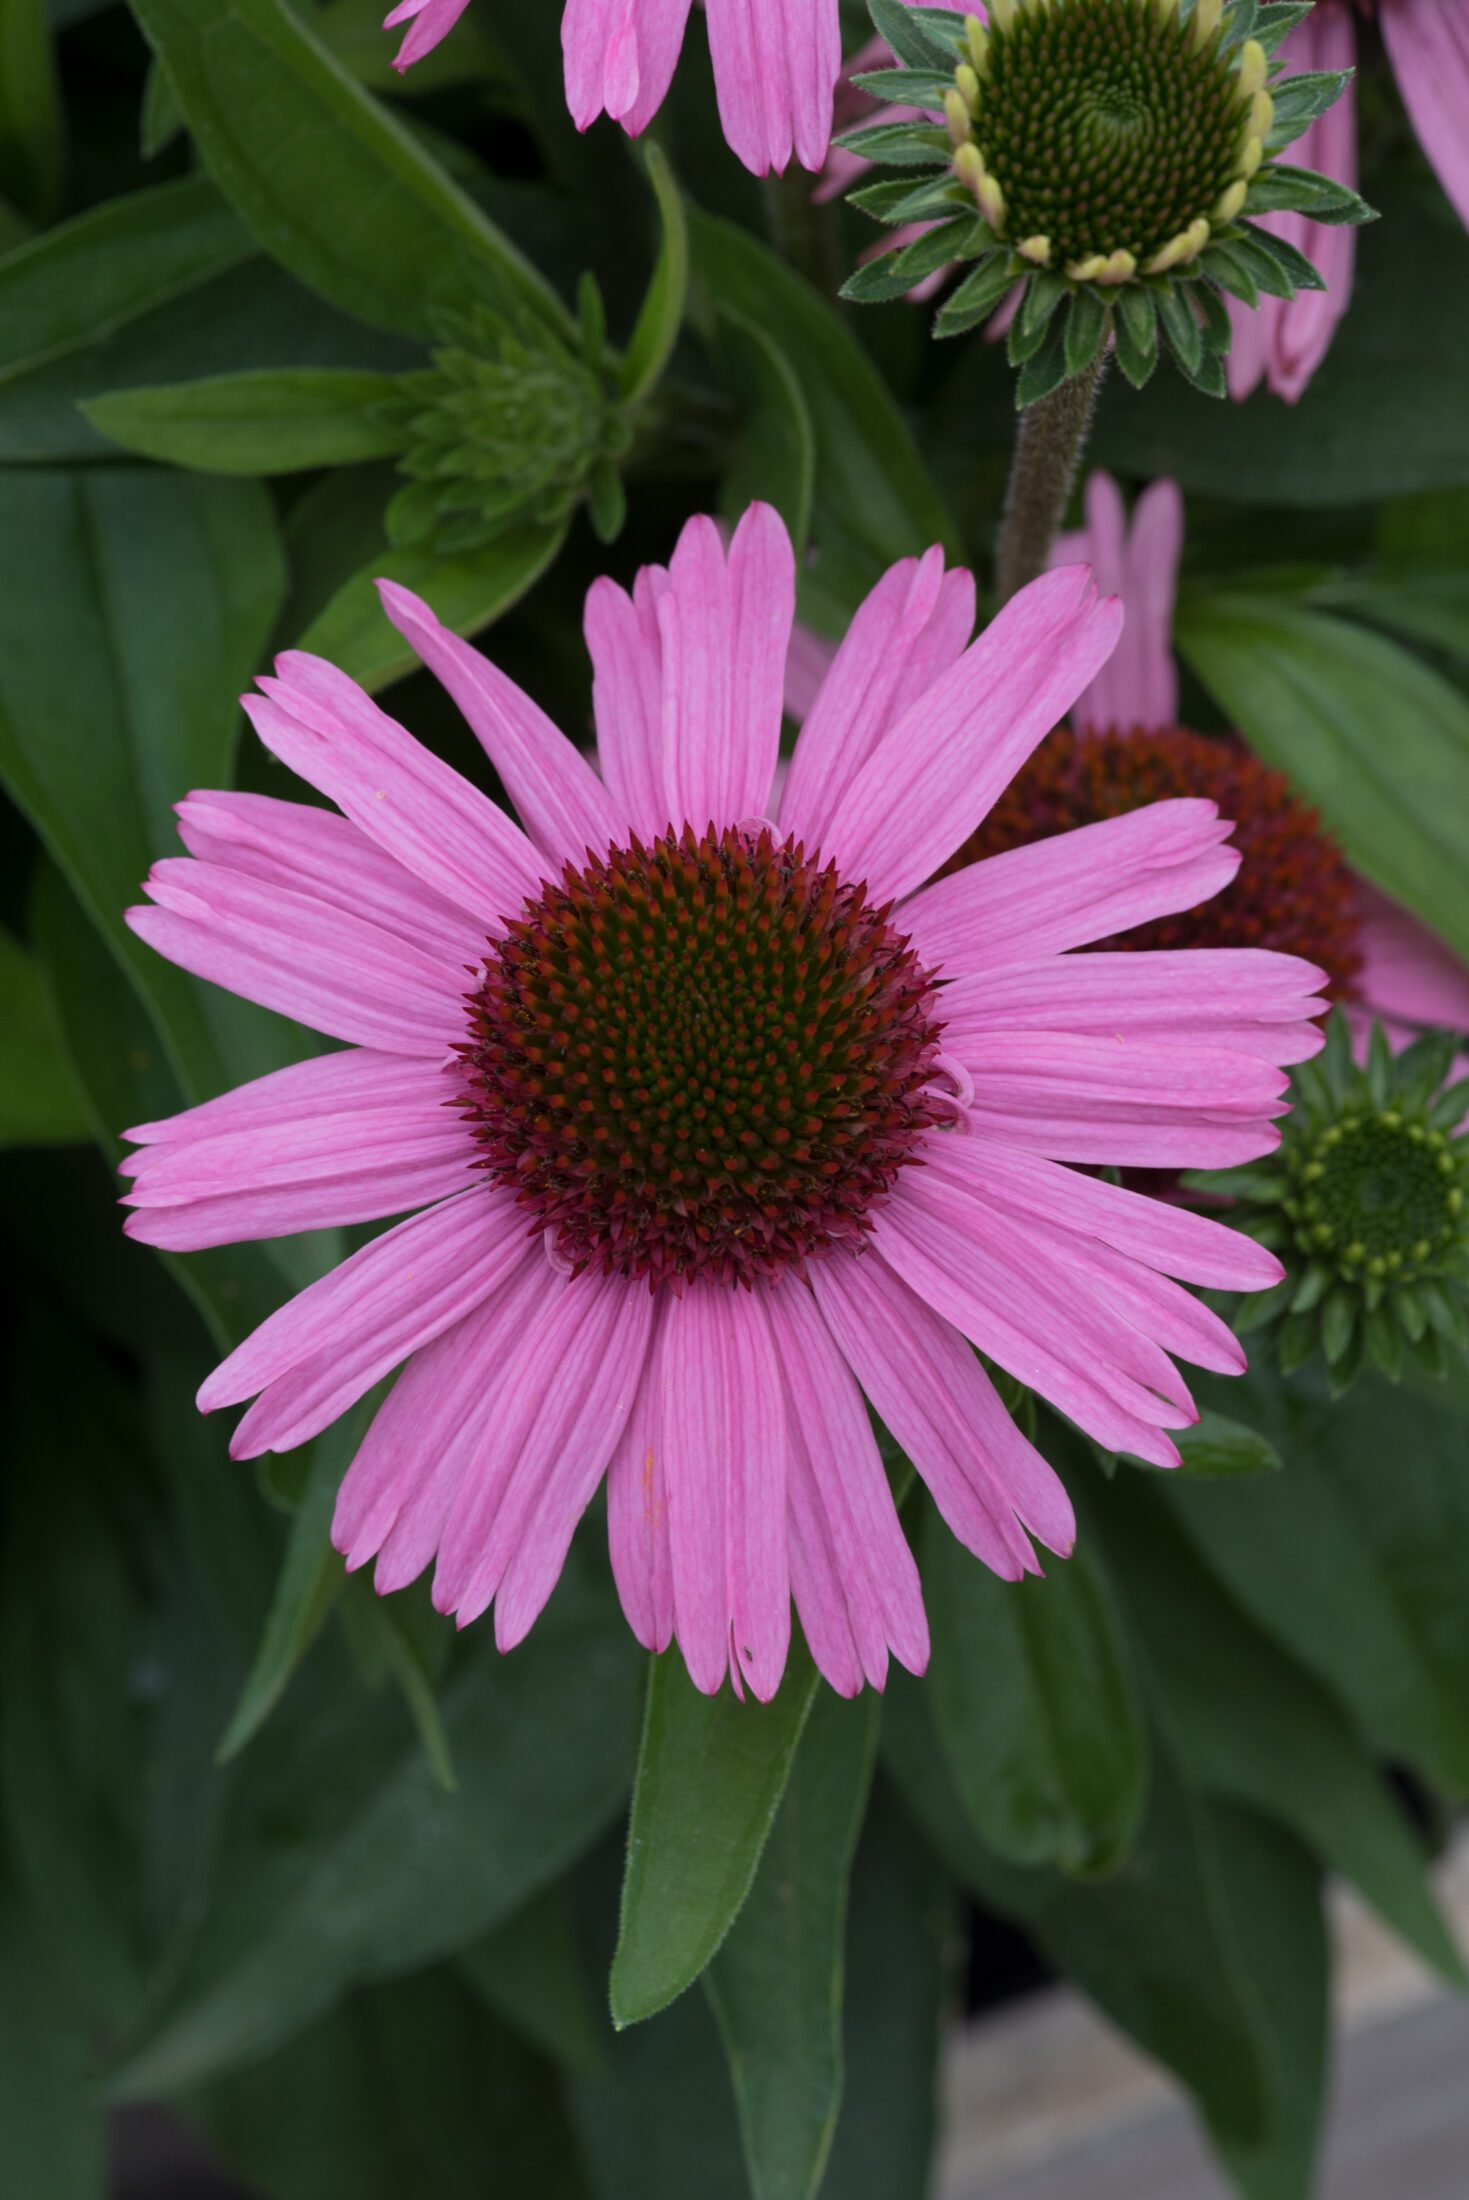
763, 167, 844, 301
994, 352, 1109, 605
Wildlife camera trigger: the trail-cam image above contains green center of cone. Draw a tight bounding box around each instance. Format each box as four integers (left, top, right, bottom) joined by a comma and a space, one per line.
1288, 1113, 1466, 1284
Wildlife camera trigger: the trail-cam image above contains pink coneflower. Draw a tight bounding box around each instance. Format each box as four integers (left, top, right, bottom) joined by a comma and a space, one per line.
122, 504, 1326, 1700
1013, 471, 1469, 1056
384, 0, 843, 176
1230, 1, 1469, 402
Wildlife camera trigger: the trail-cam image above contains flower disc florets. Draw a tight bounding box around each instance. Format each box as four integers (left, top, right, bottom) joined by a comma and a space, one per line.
460, 825, 945, 1288
1198, 1016, 1469, 1391
950, 724, 1364, 992
840, 0, 1375, 401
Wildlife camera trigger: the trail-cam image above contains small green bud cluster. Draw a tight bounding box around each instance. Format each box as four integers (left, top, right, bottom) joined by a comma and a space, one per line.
379, 278, 633, 552
1196, 1014, 1469, 1393
842, 0, 1375, 404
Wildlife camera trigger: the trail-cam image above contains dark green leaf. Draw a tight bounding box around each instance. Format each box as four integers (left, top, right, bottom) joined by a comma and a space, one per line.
925, 1511, 1148, 1875
128, 0, 570, 340
611, 1647, 818, 2029
717, 307, 816, 559
0, 1873, 104, 2200
1174, 1409, 1281, 1478
1177, 592, 1469, 965
619, 142, 688, 407
84, 366, 405, 473
705, 1691, 879, 2200
0, 0, 63, 222
0, 923, 88, 1145
459, 1885, 607, 2077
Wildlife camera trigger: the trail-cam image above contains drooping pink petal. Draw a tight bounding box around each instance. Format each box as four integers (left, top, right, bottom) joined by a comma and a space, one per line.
705, 0, 843, 176
767, 1281, 928, 1693
1354, 883, 1469, 1036
127, 860, 467, 1057
957, 1032, 1290, 1168
172, 791, 488, 972
898, 799, 1237, 976
562, 0, 695, 137
950, 1133, 1285, 1293
121, 1052, 476, 1250
444, 1271, 655, 1642
822, 567, 1124, 904
247, 652, 545, 927
333, 1257, 553, 1580
938, 948, 1327, 1066
606, 1301, 674, 1652
810, 1249, 1074, 1574
1226, 11, 1358, 404
585, 566, 674, 841
653, 1282, 791, 1699
384, 0, 471, 72
200, 1184, 530, 1454
658, 506, 794, 833
1054, 474, 1183, 734
779, 546, 975, 852
873, 1174, 1195, 1467
375, 581, 624, 867
1382, 0, 1469, 234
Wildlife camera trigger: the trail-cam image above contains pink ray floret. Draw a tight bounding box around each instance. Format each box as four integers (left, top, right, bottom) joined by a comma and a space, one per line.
123, 501, 1330, 1700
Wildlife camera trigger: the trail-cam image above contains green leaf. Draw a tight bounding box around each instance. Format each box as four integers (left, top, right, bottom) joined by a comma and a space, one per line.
1177, 592, 1469, 968
885, 1675, 1273, 2149
688, 205, 959, 612
214, 1409, 365, 1763
610, 1646, 818, 2029
0, 923, 88, 1146
0, 467, 293, 1104
83, 367, 406, 473
705, 1691, 879, 2200
458, 1884, 606, 2077
193, 1969, 591, 2200
717, 307, 816, 561
1163, 1368, 1469, 1797
924, 1510, 1147, 1876
817, 1781, 954, 2200
294, 514, 568, 693
1091, 1463, 1465, 1988
1174, 1408, 1281, 1478
127, 0, 571, 341
0, 0, 64, 223
619, 142, 688, 407
1309, 558, 1469, 664
0, 1873, 104, 2200
109, 1576, 639, 2096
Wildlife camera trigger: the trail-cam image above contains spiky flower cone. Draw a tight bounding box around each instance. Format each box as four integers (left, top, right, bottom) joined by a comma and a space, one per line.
841, 0, 1376, 403
1195, 1014, 1469, 1392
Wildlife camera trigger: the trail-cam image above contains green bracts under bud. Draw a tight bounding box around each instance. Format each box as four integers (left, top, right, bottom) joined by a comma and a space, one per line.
841, 0, 1375, 406
1196, 1016, 1469, 1395
379, 289, 634, 554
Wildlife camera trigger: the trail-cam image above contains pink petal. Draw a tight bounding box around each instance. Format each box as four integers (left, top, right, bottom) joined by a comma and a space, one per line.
654, 1282, 791, 1700
768, 1280, 928, 1691
822, 567, 1124, 905
173, 791, 489, 972
585, 567, 674, 842
1055, 474, 1184, 735
333, 1258, 552, 1579
127, 860, 467, 1056
810, 1249, 1072, 1574
897, 799, 1238, 976
938, 948, 1328, 1066
957, 1033, 1290, 1168
122, 1053, 476, 1250
563, 0, 694, 136
1383, 0, 1469, 233
248, 652, 545, 927
705, 0, 843, 176
375, 581, 625, 866
200, 1184, 531, 1453
872, 1174, 1194, 1466
1355, 883, 1469, 1035
779, 546, 975, 853
658, 506, 794, 833
607, 1301, 675, 1652
386, 0, 470, 70
948, 1133, 1284, 1293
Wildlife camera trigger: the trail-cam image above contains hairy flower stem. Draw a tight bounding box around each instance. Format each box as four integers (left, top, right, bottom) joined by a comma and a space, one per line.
994, 353, 1109, 605
764, 168, 844, 301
